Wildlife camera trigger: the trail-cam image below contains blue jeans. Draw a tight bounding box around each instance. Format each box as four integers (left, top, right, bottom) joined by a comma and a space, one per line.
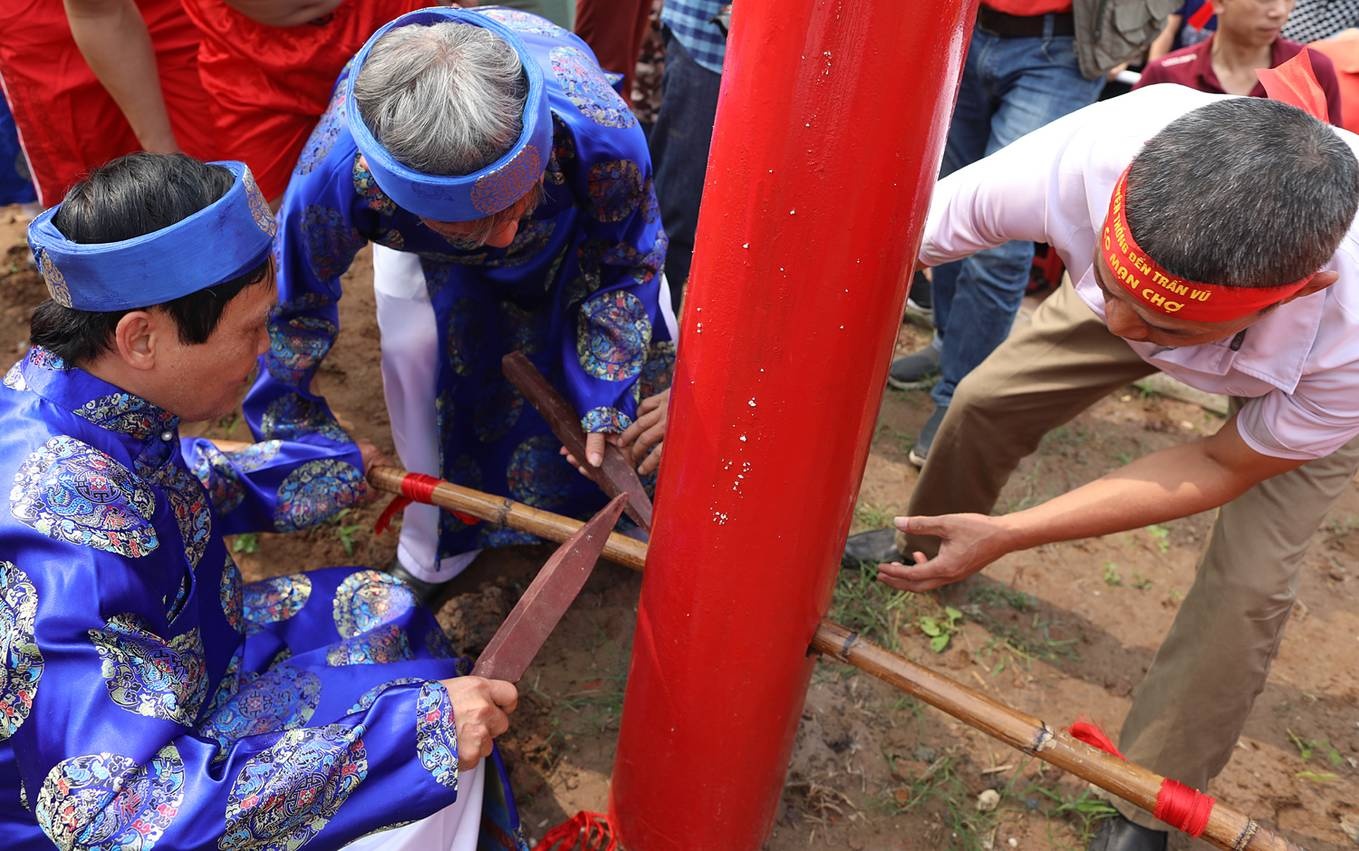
649, 28, 722, 313
929, 24, 1105, 410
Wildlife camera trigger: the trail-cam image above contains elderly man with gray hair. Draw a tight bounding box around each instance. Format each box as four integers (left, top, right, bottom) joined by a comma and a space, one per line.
245, 7, 676, 601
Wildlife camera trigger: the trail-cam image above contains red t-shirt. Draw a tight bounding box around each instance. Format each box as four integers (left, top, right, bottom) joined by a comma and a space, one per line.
1136, 36, 1345, 127
982, 0, 1074, 16
0, 0, 217, 205
179, 0, 426, 200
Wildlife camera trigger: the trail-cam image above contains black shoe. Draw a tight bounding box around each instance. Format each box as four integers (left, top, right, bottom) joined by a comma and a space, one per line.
908, 404, 947, 468
841, 528, 905, 568
388, 562, 456, 608
887, 345, 941, 391
1087, 815, 1168, 851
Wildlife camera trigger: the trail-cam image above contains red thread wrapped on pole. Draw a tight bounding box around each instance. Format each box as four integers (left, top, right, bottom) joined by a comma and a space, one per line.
373, 472, 479, 534
1070, 721, 1215, 838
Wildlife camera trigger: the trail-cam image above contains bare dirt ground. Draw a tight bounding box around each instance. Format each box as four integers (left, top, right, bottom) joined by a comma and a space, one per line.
3, 206, 1355, 850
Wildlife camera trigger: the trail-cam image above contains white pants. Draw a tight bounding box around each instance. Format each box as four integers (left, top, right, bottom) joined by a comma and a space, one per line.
342, 763, 484, 850
371, 245, 678, 583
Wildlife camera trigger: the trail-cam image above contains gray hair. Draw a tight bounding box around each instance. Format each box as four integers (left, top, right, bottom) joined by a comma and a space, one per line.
353, 22, 527, 176
1127, 98, 1359, 287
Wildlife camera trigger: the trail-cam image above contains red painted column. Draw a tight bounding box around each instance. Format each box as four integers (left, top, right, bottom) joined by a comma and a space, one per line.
609, 1, 978, 848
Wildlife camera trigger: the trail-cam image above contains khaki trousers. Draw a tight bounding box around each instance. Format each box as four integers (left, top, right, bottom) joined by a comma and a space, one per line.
904, 281, 1359, 826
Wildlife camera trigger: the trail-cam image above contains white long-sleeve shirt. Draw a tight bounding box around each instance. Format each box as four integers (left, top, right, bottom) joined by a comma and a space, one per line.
921, 84, 1359, 461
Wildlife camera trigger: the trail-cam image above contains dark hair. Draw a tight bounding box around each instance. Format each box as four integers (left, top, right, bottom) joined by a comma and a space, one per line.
1126, 98, 1359, 288
29, 153, 271, 364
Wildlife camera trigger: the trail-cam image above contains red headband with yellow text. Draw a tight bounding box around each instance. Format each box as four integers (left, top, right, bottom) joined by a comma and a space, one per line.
1100, 51, 1332, 323
1100, 168, 1313, 323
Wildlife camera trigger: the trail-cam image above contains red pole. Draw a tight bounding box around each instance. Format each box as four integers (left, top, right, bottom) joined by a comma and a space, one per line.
608, 1, 977, 847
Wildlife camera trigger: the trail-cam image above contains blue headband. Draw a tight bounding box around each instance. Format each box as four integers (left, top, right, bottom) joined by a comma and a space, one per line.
346, 8, 553, 221
27, 161, 275, 312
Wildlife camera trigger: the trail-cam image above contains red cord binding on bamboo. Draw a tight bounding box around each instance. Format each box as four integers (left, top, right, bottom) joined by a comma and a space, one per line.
374, 472, 480, 534
532, 811, 618, 850
1067, 720, 1215, 837
1154, 779, 1214, 838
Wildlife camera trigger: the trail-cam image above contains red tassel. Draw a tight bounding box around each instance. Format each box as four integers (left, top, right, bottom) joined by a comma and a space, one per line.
1066, 720, 1215, 837
373, 472, 481, 534
374, 494, 411, 535
532, 811, 618, 851
1068, 719, 1126, 760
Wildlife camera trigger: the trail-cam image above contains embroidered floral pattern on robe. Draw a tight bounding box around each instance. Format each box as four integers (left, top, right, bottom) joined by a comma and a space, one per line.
36, 745, 185, 851
219, 725, 367, 851
0, 561, 42, 740
11, 437, 158, 557
88, 615, 208, 725
331, 571, 416, 639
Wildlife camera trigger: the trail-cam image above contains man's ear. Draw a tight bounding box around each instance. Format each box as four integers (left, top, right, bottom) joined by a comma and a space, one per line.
1282, 269, 1339, 303
111, 310, 160, 371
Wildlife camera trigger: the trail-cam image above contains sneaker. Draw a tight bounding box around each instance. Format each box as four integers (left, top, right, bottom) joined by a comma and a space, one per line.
887, 345, 940, 391
908, 404, 947, 468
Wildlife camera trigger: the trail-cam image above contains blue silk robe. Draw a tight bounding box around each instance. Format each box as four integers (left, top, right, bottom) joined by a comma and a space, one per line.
245, 8, 674, 562
0, 348, 524, 849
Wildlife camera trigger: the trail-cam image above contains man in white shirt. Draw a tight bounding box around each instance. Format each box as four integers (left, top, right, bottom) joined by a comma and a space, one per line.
877, 85, 1359, 850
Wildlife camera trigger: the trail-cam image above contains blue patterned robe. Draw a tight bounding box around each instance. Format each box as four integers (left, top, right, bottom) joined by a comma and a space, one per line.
0, 349, 524, 850
244, 8, 673, 562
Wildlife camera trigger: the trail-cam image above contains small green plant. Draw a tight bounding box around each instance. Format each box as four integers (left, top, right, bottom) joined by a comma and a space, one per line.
918, 606, 963, 653
968, 583, 1034, 612
978, 636, 1036, 676
1288, 729, 1345, 767
231, 534, 259, 555
879, 754, 997, 847
333, 509, 362, 557
1145, 524, 1170, 554
1043, 785, 1119, 841
1102, 562, 1122, 587
1296, 770, 1339, 783
852, 501, 894, 530
829, 562, 913, 651
1131, 574, 1153, 591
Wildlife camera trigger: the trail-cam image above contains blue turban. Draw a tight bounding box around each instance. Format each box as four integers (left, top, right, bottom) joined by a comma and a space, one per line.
345, 7, 553, 222
27, 161, 275, 312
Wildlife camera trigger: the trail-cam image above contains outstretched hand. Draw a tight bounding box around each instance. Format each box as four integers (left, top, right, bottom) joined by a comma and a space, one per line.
439, 676, 518, 771
877, 513, 1015, 593
617, 389, 669, 475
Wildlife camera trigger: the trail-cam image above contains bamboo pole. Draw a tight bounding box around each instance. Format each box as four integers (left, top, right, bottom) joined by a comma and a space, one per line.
359, 463, 1301, 851
812, 623, 1299, 851
365, 465, 649, 570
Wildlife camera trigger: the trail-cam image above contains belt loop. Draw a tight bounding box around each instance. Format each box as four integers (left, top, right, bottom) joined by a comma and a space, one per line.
1042, 12, 1055, 39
